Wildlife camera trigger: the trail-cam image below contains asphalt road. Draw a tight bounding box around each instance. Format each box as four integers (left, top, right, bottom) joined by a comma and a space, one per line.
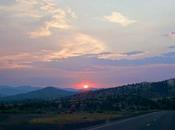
87, 111, 175, 130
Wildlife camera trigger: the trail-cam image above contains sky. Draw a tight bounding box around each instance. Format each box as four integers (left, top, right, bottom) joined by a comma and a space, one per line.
0, 0, 175, 88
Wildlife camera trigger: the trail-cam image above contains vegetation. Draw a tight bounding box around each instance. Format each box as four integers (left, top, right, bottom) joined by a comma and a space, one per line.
1, 79, 174, 113
29, 113, 121, 124
0, 79, 174, 129
0, 87, 76, 101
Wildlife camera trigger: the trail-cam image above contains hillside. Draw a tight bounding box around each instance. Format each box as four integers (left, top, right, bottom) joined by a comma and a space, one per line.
1, 87, 76, 101
73, 79, 175, 100
0, 79, 174, 113
65, 79, 175, 112
0, 86, 41, 97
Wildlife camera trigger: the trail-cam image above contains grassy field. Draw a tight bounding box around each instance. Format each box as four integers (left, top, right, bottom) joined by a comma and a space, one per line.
0, 112, 123, 124
0, 112, 122, 130
29, 112, 122, 125
0, 111, 153, 130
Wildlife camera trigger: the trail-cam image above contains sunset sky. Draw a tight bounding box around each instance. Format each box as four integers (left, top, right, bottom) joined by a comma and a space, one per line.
0, 0, 175, 88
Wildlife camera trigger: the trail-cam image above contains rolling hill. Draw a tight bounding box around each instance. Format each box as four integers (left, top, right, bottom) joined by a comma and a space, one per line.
0, 79, 174, 113
73, 79, 175, 100
66, 79, 175, 112
0, 86, 41, 97
1, 87, 77, 101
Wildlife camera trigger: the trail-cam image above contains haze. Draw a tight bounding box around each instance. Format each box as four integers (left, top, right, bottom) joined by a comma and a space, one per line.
0, 0, 175, 88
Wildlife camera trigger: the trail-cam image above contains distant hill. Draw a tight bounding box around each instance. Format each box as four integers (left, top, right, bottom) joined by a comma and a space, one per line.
1, 87, 76, 101
0, 79, 174, 113
67, 79, 175, 112
62, 88, 80, 92
0, 86, 41, 97
73, 79, 175, 100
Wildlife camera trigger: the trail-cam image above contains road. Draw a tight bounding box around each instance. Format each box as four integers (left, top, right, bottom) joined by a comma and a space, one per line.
87, 111, 175, 130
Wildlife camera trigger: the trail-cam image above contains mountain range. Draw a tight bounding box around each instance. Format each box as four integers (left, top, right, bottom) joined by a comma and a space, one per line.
0, 79, 175, 102
66, 78, 175, 112
0, 87, 77, 101
73, 79, 175, 100
0, 85, 41, 97
0, 79, 174, 113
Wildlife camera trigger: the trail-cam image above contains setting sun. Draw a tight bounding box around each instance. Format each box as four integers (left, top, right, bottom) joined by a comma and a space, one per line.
83, 85, 89, 89
74, 81, 96, 90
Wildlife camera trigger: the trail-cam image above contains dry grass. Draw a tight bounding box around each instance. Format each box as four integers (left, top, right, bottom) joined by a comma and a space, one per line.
30, 113, 122, 124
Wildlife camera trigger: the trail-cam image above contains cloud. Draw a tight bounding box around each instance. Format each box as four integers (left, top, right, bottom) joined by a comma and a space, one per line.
162, 51, 175, 57
29, 0, 76, 38
0, 0, 42, 18
0, 40, 146, 69
1, 48, 175, 70
0, 31, 146, 69
125, 51, 144, 56
104, 11, 136, 27
0, 33, 106, 68
45, 33, 106, 60
168, 45, 175, 49
0, 0, 76, 38
96, 51, 145, 60
67, 7, 77, 19
0, 51, 53, 69
0, 53, 34, 69
29, 27, 52, 38
167, 32, 175, 39
97, 52, 126, 60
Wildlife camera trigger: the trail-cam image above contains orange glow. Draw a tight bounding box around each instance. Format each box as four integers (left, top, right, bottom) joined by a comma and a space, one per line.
74, 81, 96, 89
83, 84, 89, 89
